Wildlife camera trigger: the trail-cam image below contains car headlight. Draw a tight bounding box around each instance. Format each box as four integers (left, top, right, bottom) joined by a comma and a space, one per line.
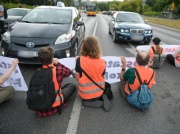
55, 31, 75, 45
145, 30, 152, 34
120, 29, 129, 33
2, 31, 10, 43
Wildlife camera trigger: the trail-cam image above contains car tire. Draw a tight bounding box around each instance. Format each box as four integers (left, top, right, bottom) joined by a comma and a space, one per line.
113, 30, 117, 43
70, 41, 78, 57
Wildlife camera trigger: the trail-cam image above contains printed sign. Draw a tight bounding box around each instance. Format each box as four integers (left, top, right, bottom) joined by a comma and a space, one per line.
0, 56, 28, 91
59, 56, 136, 84
136, 45, 179, 55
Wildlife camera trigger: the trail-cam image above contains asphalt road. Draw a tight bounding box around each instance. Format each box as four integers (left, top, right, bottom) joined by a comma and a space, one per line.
0, 13, 180, 134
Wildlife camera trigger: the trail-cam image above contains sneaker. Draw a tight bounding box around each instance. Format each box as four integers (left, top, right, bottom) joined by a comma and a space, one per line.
102, 94, 111, 112
82, 100, 103, 108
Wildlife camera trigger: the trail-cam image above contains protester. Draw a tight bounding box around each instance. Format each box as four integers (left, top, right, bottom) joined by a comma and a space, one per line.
74, 36, 111, 112
36, 47, 76, 116
0, 58, 19, 104
148, 37, 164, 68
119, 52, 156, 106
0, 2, 5, 38
166, 46, 180, 67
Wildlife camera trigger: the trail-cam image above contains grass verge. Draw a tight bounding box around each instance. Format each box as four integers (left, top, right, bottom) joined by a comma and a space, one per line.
144, 16, 180, 30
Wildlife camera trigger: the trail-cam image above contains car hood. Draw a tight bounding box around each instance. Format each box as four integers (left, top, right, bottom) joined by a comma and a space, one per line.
10, 22, 71, 38
4, 16, 23, 23
116, 22, 152, 29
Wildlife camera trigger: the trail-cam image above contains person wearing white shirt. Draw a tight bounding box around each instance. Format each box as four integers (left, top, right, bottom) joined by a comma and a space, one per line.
57, 0, 65, 7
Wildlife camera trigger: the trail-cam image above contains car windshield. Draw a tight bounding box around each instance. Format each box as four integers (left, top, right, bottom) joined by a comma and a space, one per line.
7, 9, 29, 16
116, 13, 144, 23
21, 8, 72, 24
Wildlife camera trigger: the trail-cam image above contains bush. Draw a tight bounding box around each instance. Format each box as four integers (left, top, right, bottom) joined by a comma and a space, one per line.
144, 12, 161, 17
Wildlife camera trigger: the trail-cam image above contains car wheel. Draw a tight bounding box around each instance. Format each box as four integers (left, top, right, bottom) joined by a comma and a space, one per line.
113, 30, 117, 43
70, 41, 78, 57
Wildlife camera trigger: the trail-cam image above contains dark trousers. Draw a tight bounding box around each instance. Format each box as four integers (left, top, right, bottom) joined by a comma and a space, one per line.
0, 20, 5, 34
62, 83, 76, 103
119, 81, 127, 100
166, 54, 175, 66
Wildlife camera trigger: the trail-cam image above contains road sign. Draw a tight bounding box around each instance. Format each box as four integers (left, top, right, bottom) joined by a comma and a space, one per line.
171, 2, 175, 10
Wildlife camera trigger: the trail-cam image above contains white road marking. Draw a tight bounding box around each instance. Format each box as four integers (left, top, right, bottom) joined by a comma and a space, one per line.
171, 38, 180, 42
93, 19, 98, 36
66, 19, 99, 134
127, 42, 137, 56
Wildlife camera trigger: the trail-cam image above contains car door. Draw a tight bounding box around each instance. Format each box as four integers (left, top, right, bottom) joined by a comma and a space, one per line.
73, 8, 84, 46
109, 13, 116, 34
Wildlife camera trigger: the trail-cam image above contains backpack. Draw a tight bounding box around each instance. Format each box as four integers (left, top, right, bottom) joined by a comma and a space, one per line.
127, 68, 154, 110
26, 67, 57, 111
151, 46, 164, 68
4, 8, 8, 19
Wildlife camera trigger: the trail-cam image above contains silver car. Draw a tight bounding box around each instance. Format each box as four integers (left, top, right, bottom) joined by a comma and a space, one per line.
4, 8, 30, 30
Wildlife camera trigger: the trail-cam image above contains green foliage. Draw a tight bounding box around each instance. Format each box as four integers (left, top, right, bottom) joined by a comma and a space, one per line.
144, 12, 161, 17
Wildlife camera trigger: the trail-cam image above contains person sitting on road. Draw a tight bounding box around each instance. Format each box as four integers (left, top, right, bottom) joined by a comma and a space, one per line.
36, 47, 76, 116
149, 37, 165, 68
119, 52, 156, 103
74, 36, 111, 112
166, 46, 180, 67
0, 58, 19, 104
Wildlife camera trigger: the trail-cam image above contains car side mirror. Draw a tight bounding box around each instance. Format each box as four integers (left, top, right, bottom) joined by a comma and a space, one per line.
76, 21, 84, 26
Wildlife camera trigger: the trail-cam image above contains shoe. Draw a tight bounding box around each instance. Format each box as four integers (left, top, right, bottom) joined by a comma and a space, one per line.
102, 94, 111, 112
82, 100, 103, 108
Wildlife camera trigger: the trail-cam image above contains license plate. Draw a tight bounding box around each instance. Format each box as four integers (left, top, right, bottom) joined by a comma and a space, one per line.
130, 35, 144, 41
18, 51, 38, 58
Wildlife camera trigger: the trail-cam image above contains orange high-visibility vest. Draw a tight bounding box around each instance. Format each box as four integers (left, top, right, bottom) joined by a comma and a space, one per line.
43, 64, 64, 107
124, 66, 156, 94
78, 56, 106, 100
149, 45, 164, 59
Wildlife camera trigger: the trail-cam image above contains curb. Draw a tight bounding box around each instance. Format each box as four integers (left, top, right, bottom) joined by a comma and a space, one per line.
147, 22, 180, 32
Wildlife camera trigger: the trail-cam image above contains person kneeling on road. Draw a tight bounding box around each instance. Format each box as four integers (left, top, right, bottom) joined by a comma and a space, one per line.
74, 36, 111, 112
166, 46, 180, 67
0, 58, 19, 104
36, 47, 76, 117
119, 52, 156, 109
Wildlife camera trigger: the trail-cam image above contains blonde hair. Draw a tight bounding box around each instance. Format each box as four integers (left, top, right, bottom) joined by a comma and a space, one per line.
80, 36, 102, 58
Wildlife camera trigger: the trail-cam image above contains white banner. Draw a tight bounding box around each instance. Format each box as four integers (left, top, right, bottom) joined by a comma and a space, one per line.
136, 45, 179, 55
0, 56, 28, 91
59, 56, 136, 84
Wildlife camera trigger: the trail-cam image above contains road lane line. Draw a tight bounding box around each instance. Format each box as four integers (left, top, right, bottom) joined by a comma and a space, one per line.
66, 93, 82, 134
93, 19, 98, 36
127, 42, 137, 56
66, 19, 99, 134
171, 38, 180, 42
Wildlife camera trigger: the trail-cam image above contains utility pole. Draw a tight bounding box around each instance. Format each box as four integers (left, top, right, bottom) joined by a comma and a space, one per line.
142, 0, 146, 15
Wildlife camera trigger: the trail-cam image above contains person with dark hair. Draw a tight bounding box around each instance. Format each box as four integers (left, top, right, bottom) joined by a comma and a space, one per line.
36, 47, 76, 116
0, 58, 19, 104
74, 36, 111, 112
149, 37, 164, 59
148, 37, 165, 68
119, 52, 156, 104
166, 46, 180, 67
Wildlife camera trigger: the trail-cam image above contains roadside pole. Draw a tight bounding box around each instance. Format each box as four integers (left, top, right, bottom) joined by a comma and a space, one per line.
142, 0, 146, 15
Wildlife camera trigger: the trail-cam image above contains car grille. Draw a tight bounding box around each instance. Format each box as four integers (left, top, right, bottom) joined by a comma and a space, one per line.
14, 43, 49, 48
130, 29, 144, 34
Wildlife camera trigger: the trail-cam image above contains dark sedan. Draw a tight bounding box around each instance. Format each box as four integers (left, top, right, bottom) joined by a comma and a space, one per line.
4, 8, 30, 31
109, 11, 153, 43
1, 6, 85, 64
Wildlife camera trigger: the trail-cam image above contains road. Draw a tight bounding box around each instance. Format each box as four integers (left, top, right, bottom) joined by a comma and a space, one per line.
0, 13, 180, 134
